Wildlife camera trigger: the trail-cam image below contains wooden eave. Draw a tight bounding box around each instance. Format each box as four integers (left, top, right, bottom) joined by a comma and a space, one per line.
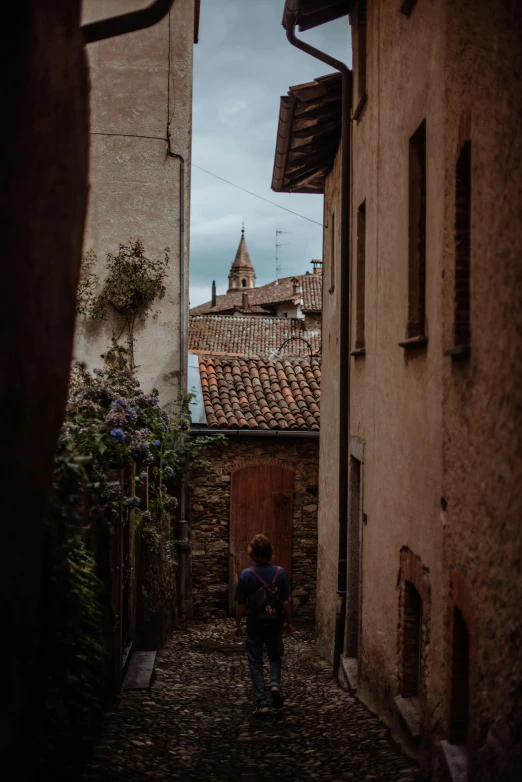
283, 0, 351, 32
272, 73, 342, 195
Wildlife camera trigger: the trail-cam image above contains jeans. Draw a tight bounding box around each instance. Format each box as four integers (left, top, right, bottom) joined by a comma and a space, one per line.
245, 624, 284, 707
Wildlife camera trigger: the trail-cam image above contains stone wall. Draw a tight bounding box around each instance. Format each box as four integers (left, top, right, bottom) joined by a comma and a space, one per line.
190, 436, 319, 623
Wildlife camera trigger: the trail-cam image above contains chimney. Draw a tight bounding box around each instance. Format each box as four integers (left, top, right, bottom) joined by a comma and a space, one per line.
211, 280, 216, 307
242, 291, 249, 310
291, 276, 299, 295
311, 259, 323, 274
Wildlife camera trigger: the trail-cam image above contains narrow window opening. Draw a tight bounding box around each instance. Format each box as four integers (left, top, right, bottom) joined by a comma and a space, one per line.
407, 120, 427, 339
241, 279, 246, 288
454, 141, 471, 348
401, 581, 423, 698
346, 456, 362, 658
356, 201, 366, 349
450, 607, 470, 745
357, 0, 367, 100
329, 211, 336, 294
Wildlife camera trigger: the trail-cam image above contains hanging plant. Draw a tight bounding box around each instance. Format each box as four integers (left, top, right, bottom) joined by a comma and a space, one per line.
77, 240, 170, 368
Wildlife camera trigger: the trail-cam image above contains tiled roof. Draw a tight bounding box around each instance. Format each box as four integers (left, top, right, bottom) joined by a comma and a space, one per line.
190, 273, 322, 316
301, 273, 322, 312
272, 73, 342, 195
189, 315, 320, 356
198, 356, 321, 431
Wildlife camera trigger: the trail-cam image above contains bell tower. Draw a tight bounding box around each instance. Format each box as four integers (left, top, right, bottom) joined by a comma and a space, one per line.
228, 226, 256, 293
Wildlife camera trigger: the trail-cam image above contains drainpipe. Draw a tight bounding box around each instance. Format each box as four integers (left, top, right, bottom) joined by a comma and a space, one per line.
167, 137, 189, 623
282, 1, 352, 679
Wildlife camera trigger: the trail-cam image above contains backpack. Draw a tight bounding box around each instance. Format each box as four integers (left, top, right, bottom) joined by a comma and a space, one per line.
248, 566, 284, 626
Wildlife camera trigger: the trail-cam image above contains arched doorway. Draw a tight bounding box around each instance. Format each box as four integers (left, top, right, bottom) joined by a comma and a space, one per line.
228, 464, 293, 612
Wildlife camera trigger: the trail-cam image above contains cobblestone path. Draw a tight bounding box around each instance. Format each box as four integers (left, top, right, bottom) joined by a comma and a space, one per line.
84, 621, 420, 781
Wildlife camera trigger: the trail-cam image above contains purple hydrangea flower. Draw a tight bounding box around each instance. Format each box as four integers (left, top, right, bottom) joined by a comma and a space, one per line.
110, 427, 125, 443
125, 496, 140, 509
139, 471, 148, 481
164, 465, 174, 477
141, 510, 152, 521
161, 484, 167, 493
166, 496, 179, 511
116, 398, 127, 408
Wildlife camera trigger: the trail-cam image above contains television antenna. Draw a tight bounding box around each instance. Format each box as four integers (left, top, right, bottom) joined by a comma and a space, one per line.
275, 229, 291, 282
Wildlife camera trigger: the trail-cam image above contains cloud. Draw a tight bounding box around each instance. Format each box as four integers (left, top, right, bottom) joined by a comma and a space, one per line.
189, 0, 351, 307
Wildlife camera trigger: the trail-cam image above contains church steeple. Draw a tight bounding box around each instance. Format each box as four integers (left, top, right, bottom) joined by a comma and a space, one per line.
228, 226, 256, 293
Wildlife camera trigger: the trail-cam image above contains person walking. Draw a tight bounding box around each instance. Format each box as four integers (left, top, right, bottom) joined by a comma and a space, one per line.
233, 534, 292, 714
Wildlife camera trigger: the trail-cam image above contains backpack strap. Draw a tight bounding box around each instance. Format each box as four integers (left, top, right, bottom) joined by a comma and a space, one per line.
271, 566, 281, 585
249, 567, 267, 586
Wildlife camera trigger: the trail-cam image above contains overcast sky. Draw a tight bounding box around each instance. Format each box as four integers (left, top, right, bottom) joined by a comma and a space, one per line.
189, 0, 351, 308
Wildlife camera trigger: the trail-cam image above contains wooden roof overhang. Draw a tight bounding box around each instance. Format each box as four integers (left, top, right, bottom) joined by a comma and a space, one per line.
282, 0, 351, 32
271, 73, 342, 195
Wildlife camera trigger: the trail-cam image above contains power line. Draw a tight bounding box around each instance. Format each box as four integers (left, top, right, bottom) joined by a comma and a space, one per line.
191, 164, 324, 227
89, 131, 323, 227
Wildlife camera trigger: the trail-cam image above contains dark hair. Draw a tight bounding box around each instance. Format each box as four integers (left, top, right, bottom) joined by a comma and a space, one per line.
248, 534, 272, 564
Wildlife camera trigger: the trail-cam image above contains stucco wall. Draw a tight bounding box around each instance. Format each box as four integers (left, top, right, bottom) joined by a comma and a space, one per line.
190, 437, 319, 624
348, 1, 446, 749
314, 0, 522, 774
315, 147, 342, 659
76, 0, 194, 404
441, 2, 522, 778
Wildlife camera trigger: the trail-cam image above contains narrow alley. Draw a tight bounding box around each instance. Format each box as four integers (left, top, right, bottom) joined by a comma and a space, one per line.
83, 621, 419, 782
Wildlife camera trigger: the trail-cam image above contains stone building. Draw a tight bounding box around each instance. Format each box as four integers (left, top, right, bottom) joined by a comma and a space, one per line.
273, 1, 522, 779
75, 0, 200, 405
188, 235, 323, 623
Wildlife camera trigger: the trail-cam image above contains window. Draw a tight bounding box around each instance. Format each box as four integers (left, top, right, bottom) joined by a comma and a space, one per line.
405, 119, 427, 342
453, 141, 471, 351
450, 607, 470, 745
355, 201, 366, 350
400, 582, 423, 697
329, 211, 335, 294
241, 279, 246, 288
400, 0, 418, 16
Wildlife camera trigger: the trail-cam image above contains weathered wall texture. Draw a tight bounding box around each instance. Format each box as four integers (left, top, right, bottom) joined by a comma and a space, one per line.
441, 2, 522, 778
190, 437, 319, 623
1, 0, 89, 765
347, 0, 447, 756
314, 0, 522, 775
315, 146, 342, 659
76, 0, 194, 404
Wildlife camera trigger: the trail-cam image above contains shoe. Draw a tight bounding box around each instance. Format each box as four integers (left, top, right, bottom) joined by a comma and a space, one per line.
254, 705, 270, 716
270, 686, 284, 709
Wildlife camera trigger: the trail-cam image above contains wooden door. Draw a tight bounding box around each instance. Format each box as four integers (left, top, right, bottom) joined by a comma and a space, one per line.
229, 465, 293, 612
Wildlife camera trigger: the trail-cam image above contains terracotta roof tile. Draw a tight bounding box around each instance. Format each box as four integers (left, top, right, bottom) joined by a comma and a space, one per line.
189, 315, 320, 356
198, 356, 321, 431
190, 273, 322, 316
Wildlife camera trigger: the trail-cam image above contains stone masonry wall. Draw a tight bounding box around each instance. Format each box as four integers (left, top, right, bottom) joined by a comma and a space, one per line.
190, 436, 319, 623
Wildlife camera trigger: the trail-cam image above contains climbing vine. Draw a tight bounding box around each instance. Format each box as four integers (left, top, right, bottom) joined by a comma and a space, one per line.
39, 343, 216, 776
77, 240, 170, 368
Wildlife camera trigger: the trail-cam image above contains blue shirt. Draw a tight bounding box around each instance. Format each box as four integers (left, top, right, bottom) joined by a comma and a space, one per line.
234, 564, 290, 608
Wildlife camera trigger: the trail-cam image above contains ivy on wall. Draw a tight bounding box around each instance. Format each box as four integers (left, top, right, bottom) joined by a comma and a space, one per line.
77, 240, 170, 368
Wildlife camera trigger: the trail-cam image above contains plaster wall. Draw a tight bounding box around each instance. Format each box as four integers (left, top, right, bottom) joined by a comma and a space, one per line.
315, 147, 342, 660
190, 437, 319, 624
348, 1, 447, 747
441, 2, 522, 777
76, 0, 194, 405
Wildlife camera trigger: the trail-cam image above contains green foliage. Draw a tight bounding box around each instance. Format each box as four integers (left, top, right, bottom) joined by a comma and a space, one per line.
38, 442, 104, 777
76, 240, 170, 368
40, 344, 216, 775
